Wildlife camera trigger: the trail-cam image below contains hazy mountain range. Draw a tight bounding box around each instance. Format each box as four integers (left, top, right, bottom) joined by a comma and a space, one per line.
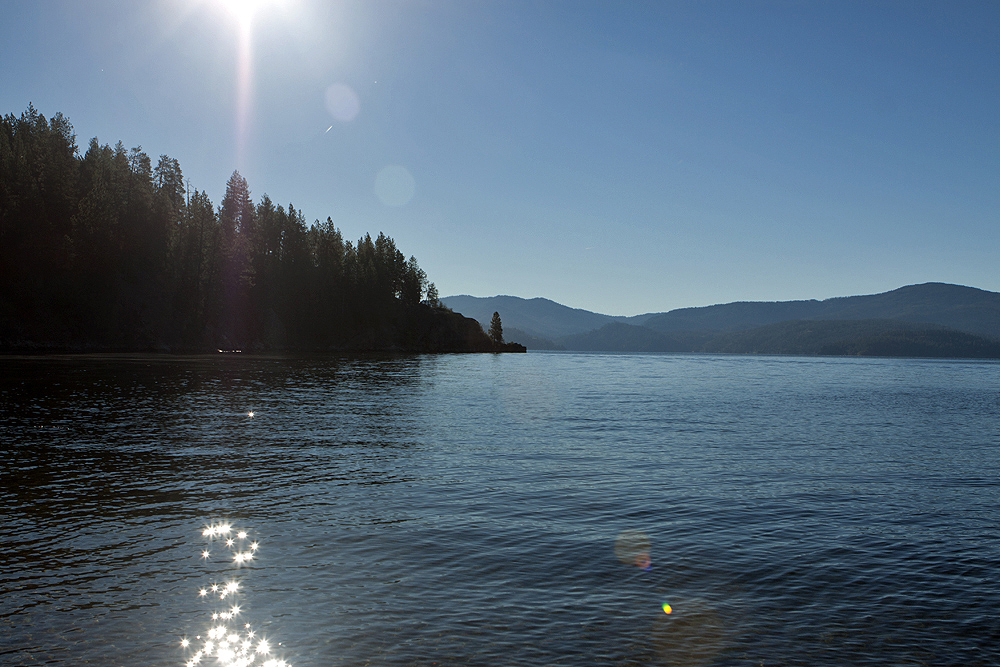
442, 283, 1000, 358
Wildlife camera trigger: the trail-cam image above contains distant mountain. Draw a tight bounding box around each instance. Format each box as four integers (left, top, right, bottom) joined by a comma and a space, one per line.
700, 319, 1000, 357
445, 283, 1000, 358
442, 295, 626, 339
644, 283, 1000, 340
558, 323, 711, 352
504, 327, 565, 350
557, 319, 1000, 358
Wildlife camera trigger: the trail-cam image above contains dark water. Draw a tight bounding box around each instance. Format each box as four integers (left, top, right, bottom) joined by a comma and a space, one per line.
2, 352, 999, 666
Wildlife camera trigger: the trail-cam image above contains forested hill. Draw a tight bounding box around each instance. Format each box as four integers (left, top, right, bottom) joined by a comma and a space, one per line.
441, 294, 656, 339
0, 106, 509, 353
449, 284, 1000, 344
442, 295, 624, 339
450, 285, 1000, 358
558, 319, 1000, 358
643, 282, 1000, 340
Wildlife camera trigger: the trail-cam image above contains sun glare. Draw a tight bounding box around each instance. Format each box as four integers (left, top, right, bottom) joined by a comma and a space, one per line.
214, 0, 291, 169
181, 522, 292, 667
218, 0, 277, 28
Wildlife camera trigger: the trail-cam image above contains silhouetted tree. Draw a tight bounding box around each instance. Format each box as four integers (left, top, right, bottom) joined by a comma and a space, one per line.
169, 188, 216, 344
489, 311, 504, 345
153, 155, 184, 211
309, 216, 347, 342
425, 282, 440, 307
0, 105, 78, 282
0, 105, 504, 353
400, 255, 427, 305
216, 170, 255, 346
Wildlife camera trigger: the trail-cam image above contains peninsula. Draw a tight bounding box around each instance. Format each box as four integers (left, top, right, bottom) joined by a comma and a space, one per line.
0, 106, 523, 354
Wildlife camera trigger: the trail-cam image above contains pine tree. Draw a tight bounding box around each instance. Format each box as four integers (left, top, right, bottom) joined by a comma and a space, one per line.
489, 311, 504, 346
216, 170, 256, 346
425, 283, 439, 307
0, 105, 480, 352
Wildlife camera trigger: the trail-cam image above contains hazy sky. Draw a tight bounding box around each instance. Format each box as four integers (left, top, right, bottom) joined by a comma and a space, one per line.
2, 0, 998, 315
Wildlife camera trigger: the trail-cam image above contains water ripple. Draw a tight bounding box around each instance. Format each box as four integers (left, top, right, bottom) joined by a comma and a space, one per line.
2, 353, 999, 665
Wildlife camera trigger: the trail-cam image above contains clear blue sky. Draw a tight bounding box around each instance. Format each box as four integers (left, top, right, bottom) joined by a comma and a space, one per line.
2, 0, 997, 315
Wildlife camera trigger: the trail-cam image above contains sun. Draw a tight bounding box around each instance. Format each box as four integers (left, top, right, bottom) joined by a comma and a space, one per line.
217, 0, 284, 28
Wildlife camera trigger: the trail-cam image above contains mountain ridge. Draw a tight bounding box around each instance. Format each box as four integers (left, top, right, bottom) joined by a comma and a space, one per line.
443, 283, 1000, 357
644, 282, 1000, 339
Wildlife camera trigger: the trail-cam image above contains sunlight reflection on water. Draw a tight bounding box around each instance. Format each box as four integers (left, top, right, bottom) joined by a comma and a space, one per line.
181, 522, 289, 667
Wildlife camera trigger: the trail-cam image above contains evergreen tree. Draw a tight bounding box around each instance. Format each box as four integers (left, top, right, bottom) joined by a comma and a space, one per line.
489, 311, 504, 345
171, 188, 217, 344
153, 155, 184, 211
400, 255, 427, 305
216, 170, 256, 346
0, 105, 509, 353
309, 216, 347, 342
425, 282, 440, 307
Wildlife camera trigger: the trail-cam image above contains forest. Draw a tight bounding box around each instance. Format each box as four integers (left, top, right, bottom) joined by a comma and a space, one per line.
0, 105, 518, 353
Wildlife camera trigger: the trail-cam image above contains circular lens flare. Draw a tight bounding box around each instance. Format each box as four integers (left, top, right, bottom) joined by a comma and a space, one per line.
662, 602, 673, 614
614, 530, 651, 570
325, 84, 360, 122
374, 165, 416, 207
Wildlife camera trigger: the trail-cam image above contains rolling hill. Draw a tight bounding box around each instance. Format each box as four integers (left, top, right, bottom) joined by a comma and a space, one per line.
643, 283, 1000, 339
444, 283, 1000, 358
559, 319, 1000, 358
441, 294, 654, 339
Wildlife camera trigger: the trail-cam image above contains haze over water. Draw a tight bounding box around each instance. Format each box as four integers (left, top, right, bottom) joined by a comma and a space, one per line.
2, 352, 999, 666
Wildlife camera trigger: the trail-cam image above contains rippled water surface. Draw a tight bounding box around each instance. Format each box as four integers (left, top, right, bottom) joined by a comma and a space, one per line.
2, 352, 999, 666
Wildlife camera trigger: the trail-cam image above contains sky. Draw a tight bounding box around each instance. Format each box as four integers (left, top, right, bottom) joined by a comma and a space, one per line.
2, 0, 998, 316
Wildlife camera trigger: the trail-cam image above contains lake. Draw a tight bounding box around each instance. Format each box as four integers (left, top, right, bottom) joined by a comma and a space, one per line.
2, 352, 999, 666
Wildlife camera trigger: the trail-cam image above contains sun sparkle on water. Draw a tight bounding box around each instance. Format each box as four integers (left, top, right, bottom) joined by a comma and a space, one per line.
181, 522, 291, 667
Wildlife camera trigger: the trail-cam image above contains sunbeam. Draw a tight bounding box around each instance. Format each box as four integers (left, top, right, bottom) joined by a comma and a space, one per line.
215, 0, 291, 168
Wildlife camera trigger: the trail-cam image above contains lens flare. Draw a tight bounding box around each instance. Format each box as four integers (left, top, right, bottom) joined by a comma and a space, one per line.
325, 83, 360, 122
662, 602, 673, 614
374, 165, 416, 207
614, 530, 652, 571
216, 0, 291, 169
650, 597, 728, 667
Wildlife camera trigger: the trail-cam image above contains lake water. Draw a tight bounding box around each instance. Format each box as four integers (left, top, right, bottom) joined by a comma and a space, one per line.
2, 352, 999, 666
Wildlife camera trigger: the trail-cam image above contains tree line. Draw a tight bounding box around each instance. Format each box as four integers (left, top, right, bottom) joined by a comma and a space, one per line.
0, 105, 460, 352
